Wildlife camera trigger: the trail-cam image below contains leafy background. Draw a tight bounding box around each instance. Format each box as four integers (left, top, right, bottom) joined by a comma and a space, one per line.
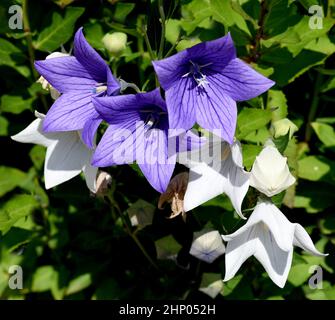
0, 0, 335, 300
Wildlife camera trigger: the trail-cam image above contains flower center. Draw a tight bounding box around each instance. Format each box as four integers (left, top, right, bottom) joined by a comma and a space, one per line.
140, 109, 167, 129
182, 60, 212, 87
92, 84, 107, 94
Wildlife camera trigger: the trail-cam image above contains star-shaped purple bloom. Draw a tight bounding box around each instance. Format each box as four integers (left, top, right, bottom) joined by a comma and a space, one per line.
152, 33, 275, 144
92, 89, 176, 193
34, 27, 120, 149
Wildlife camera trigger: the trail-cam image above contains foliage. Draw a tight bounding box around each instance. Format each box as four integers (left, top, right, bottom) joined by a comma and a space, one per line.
0, 0, 335, 300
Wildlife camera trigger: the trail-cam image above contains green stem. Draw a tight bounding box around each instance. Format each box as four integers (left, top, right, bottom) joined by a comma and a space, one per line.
23, 0, 49, 112
305, 72, 323, 142
22, 0, 37, 79
158, 0, 166, 59
106, 192, 159, 270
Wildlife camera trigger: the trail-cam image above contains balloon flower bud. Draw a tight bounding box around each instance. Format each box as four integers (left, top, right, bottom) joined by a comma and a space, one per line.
249, 140, 295, 197
272, 118, 298, 139
102, 32, 127, 56
37, 52, 69, 100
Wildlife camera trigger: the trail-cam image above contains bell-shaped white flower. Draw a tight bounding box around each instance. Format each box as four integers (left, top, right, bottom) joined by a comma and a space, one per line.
37, 52, 69, 99
190, 230, 226, 263
249, 141, 295, 197
179, 138, 249, 219
223, 198, 327, 288
11, 111, 97, 192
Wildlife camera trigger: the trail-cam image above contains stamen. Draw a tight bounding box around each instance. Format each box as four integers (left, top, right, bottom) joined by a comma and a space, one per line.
92, 84, 108, 94
182, 60, 211, 87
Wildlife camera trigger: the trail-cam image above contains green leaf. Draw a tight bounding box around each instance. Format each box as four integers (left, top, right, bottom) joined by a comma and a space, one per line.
66, 273, 92, 296
0, 166, 27, 197
83, 22, 105, 50
181, 0, 213, 34
266, 90, 288, 121
294, 182, 335, 213
210, 0, 251, 36
321, 77, 335, 93
32, 266, 57, 292
0, 194, 39, 235
273, 131, 290, 154
29, 145, 46, 170
34, 7, 85, 52
166, 19, 181, 45
298, 156, 335, 184
241, 144, 262, 170
93, 278, 121, 300
114, 2, 136, 23
319, 217, 335, 235
237, 108, 272, 139
0, 38, 30, 77
0, 94, 35, 114
0, 116, 9, 136
311, 122, 335, 147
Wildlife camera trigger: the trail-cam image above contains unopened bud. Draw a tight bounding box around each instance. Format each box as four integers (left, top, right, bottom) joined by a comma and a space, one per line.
272, 118, 298, 139
102, 32, 127, 56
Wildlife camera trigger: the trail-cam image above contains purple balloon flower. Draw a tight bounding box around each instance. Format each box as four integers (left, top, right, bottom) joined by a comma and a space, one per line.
34, 27, 120, 148
152, 33, 275, 144
92, 89, 177, 193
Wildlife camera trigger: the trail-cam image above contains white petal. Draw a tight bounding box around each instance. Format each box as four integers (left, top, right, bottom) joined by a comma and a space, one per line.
223, 227, 257, 282
223, 200, 294, 252
190, 231, 225, 264
184, 163, 225, 211
293, 224, 328, 257
44, 132, 89, 189
183, 139, 249, 217
11, 118, 56, 148
253, 200, 295, 252
221, 159, 249, 219
230, 140, 244, 168
254, 225, 293, 288
83, 162, 98, 193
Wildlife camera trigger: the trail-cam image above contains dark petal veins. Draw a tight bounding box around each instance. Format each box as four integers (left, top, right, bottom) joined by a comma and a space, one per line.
165, 77, 197, 131
194, 83, 237, 144
34, 57, 96, 94
137, 128, 176, 193
43, 92, 97, 132
207, 58, 275, 101
81, 116, 102, 149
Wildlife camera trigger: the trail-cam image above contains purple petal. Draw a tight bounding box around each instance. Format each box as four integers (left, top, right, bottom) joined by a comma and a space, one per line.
43, 92, 97, 132
92, 122, 145, 167
34, 57, 96, 94
93, 94, 142, 124
208, 58, 275, 101
152, 50, 189, 90
195, 86, 237, 144
137, 128, 175, 193
153, 33, 236, 90
82, 117, 102, 149
187, 33, 236, 72
107, 69, 121, 95
165, 77, 197, 131
93, 89, 165, 124
74, 28, 112, 84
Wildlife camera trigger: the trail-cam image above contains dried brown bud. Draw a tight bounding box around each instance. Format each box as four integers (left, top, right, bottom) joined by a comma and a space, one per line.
95, 171, 112, 197
158, 172, 189, 220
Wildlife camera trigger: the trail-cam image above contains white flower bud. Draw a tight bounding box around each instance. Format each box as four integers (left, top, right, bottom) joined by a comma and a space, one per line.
249, 143, 295, 197
102, 32, 127, 56
272, 118, 298, 139
37, 52, 69, 100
